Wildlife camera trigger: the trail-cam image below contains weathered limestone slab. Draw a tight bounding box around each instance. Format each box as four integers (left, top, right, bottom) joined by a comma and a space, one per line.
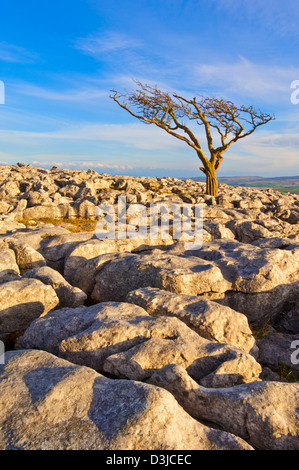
0, 350, 253, 450
126, 287, 257, 354
0, 279, 59, 342
18, 301, 261, 387
148, 364, 299, 450
23, 266, 87, 308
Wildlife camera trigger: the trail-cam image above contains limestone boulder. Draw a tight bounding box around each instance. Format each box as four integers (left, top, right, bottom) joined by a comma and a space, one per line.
0, 278, 59, 343
235, 199, 264, 210
90, 250, 229, 304
63, 238, 173, 286
18, 301, 261, 387
22, 203, 75, 220
0, 181, 20, 199
189, 239, 299, 294
22, 266, 87, 308
256, 330, 299, 376
214, 280, 299, 326
38, 232, 94, 272
72, 199, 97, 219
0, 219, 26, 235
0, 350, 253, 450
232, 221, 274, 243
0, 245, 20, 283
0, 201, 13, 215
148, 364, 299, 450
275, 295, 299, 334
274, 207, 299, 225
204, 222, 235, 240
86, 238, 299, 327
126, 287, 257, 354
6, 238, 46, 274
1, 224, 70, 250
187, 239, 299, 325
103, 335, 260, 387
26, 190, 52, 207
64, 252, 118, 296
63, 239, 117, 284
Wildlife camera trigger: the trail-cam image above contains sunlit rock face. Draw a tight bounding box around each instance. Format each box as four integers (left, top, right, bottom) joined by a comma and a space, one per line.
0, 164, 298, 450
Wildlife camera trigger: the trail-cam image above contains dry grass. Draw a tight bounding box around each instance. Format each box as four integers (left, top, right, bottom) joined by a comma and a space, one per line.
40, 233, 62, 239
18, 217, 98, 233
252, 321, 272, 340
278, 364, 299, 383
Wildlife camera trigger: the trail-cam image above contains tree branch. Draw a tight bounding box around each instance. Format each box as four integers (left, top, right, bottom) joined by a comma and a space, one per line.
110, 82, 275, 191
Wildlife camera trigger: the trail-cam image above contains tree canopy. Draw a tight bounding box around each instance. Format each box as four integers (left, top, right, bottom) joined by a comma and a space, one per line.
111, 81, 275, 196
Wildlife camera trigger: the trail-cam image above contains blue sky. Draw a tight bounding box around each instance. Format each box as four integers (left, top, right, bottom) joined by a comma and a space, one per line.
0, 0, 298, 178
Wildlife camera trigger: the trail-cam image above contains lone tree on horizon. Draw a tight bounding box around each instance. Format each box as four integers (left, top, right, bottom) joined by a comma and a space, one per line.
111, 81, 275, 196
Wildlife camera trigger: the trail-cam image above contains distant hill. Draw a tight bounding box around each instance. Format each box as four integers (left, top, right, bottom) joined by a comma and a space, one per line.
188, 176, 299, 194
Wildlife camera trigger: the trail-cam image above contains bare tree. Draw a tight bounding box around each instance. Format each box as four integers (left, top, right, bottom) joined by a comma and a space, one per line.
111, 81, 275, 196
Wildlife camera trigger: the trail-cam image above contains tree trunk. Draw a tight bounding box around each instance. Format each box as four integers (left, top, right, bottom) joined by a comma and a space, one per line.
205, 166, 218, 196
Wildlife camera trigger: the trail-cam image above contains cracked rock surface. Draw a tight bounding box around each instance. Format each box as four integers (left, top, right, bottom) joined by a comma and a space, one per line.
0, 164, 298, 450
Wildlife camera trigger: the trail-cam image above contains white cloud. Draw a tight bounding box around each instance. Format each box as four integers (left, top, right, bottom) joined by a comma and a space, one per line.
223, 130, 299, 175
0, 122, 185, 151
195, 57, 299, 103
256, 132, 299, 148
75, 31, 142, 56
31, 158, 132, 171
11, 82, 107, 102
72, 161, 132, 170
31, 160, 64, 167
0, 42, 36, 63
208, 0, 299, 37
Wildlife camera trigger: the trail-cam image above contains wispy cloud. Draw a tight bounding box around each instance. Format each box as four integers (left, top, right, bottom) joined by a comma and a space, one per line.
70, 160, 132, 170
31, 158, 132, 171
11, 82, 107, 103
74, 30, 166, 78
195, 57, 299, 104
75, 31, 142, 57
0, 42, 36, 63
253, 132, 299, 148
223, 130, 299, 175
0, 122, 184, 151
208, 0, 299, 38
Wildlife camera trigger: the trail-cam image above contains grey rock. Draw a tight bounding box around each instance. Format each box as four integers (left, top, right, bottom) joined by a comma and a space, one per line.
22, 266, 87, 308
0, 349, 253, 450
126, 287, 257, 354
186, 239, 299, 325
90, 250, 229, 303
148, 364, 299, 450
257, 330, 299, 375
6, 238, 46, 274
18, 301, 261, 387
38, 232, 94, 272
0, 278, 59, 342
64, 238, 173, 286
0, 245, 20, 283
214, 280, 299, 326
